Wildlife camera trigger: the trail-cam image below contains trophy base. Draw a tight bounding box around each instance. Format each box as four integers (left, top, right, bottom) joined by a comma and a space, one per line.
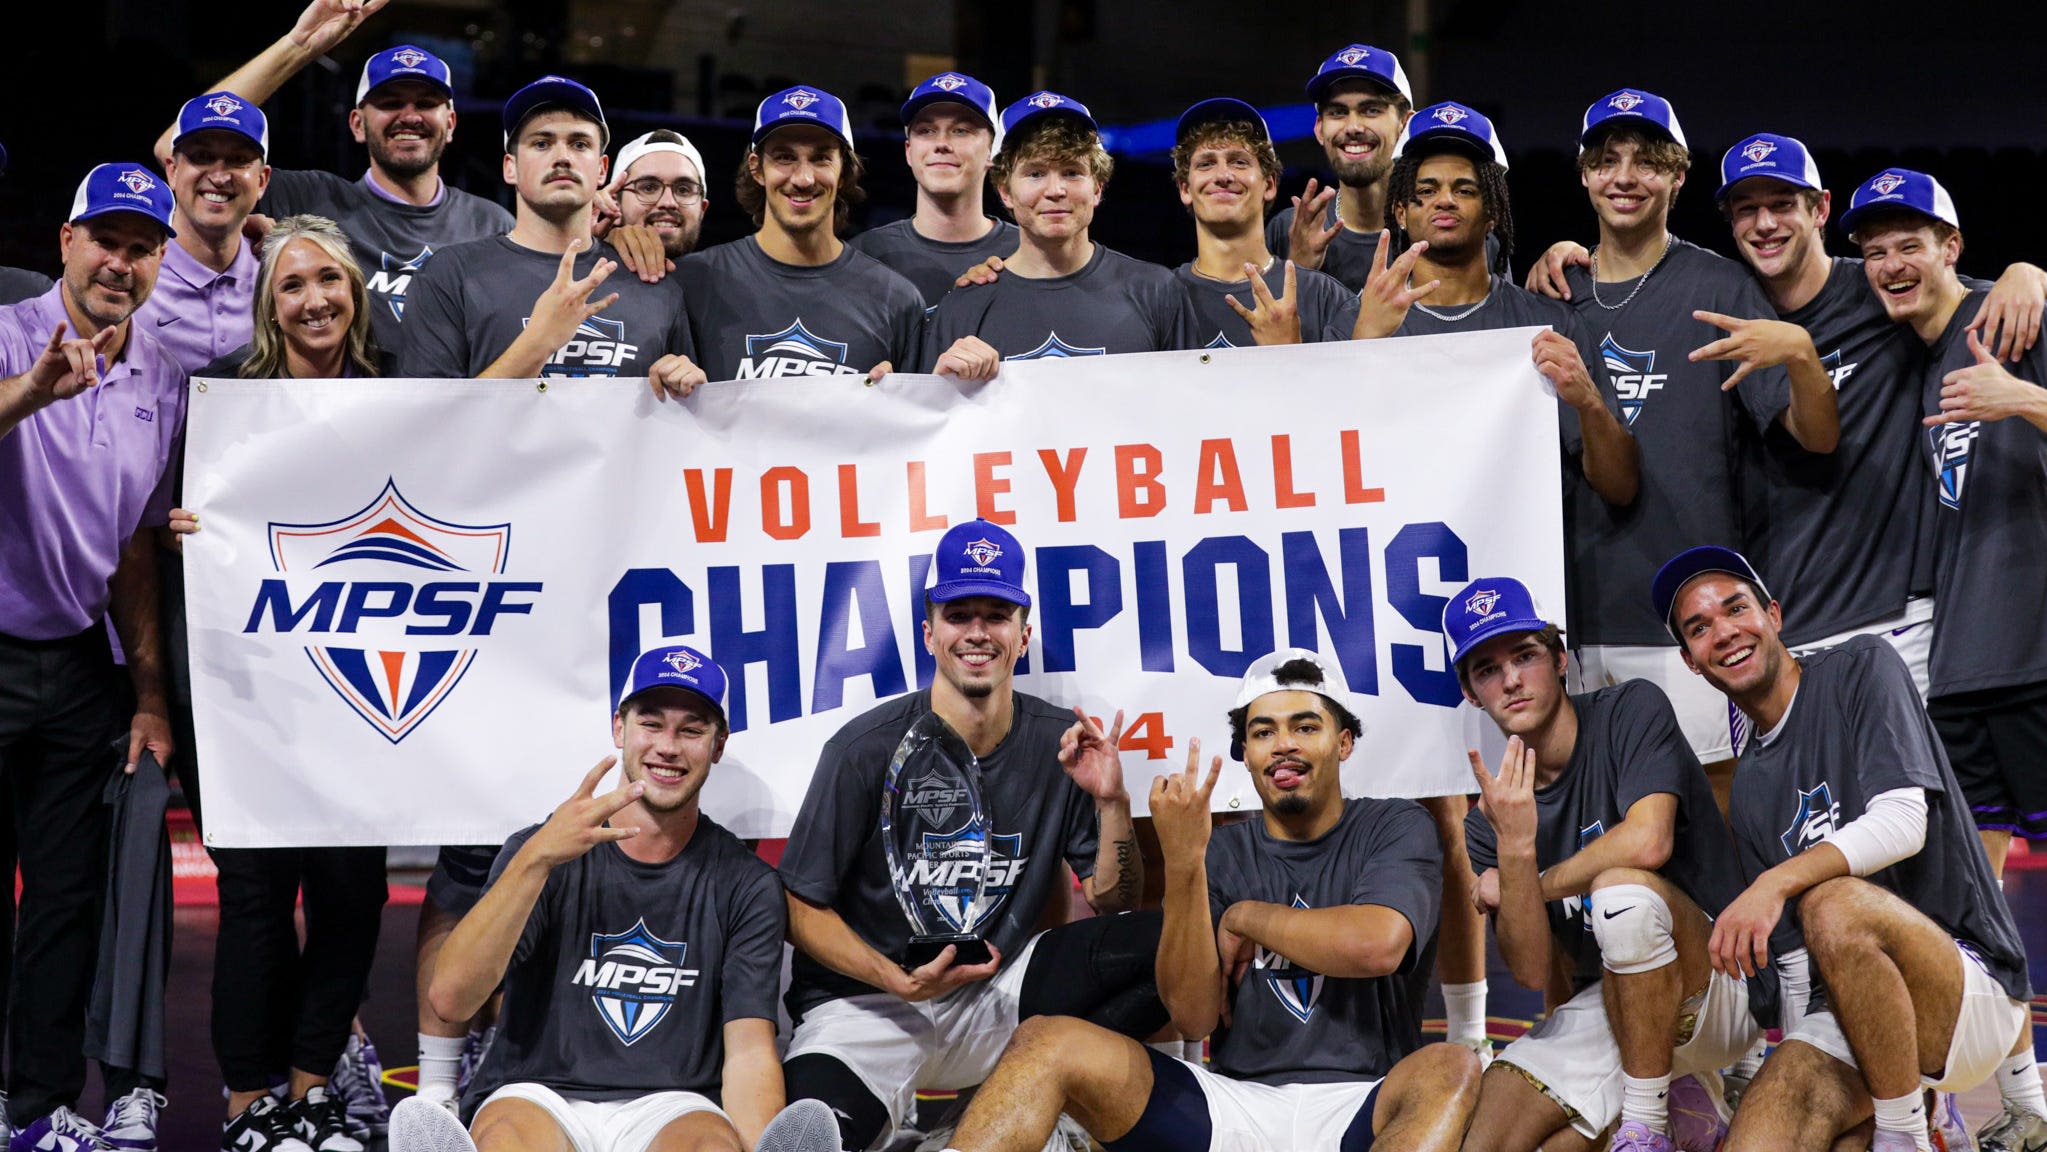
902, 934, 991, 969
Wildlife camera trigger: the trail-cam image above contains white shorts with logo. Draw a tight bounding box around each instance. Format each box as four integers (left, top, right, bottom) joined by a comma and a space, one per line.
784, 933, 1043, 1148
1173, 1058, 1380, 1151
475, 1083, 726, 1152
1572, 644, 1739, 762
1496, 970, 1760, 1139
1784, 942, 2027, 1093
1788, 596, 1935, 701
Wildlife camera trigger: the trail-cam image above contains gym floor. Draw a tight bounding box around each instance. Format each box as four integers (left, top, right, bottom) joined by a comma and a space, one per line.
125, 862, 2047, 1151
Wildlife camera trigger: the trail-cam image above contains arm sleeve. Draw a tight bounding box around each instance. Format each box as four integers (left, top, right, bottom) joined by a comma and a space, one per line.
1611, 680, 1700, 814
720, 864, 789, 1023
1349, 801, 1443, 975
1725, 273, 1794, 430
392, 257, 472, 379
776, 731, 881, 906
483, 826, 551, 964
1826, 787, 1929, 876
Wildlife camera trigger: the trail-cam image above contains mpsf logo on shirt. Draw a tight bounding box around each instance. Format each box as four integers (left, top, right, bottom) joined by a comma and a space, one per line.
910, 830, 1025, 931
1255, 895, 1324, 1022
242, 480, 541, 743
525, 313, 641, 377
1821, 348, 1857, 391
1013, 332, 1106, 360
366, 246, 433, 321
1464, 588, 1501, 618
1781, 782, 1844, 856
1565, 819, 1605, 927
1203, 331, 1237, 350
572, 919, 698, 1046
738, 320, 859, 378
1926, 420, 1980, 510
1599, 334, 1666, 425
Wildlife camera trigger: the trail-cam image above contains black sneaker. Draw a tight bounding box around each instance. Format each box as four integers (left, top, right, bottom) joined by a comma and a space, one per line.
287, 1089, 362, 1152
221, 1095, 312, 1152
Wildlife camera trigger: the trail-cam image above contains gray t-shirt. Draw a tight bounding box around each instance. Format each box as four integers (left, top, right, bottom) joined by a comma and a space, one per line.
259, 168, 512, 356
1563, 239, 1792, 645
922, 243, 1198, 365
678, 236, 924, 382
777, 689, 1100, 1018
1728, 635, 2030, 1006
1463, 682, 1748, 994
1205, 796, 1440, 1086
848, 216, 1020, 311
1750, 259, 1934, 644
0, 267, 52, 306
1920, 290, 2047, 696
462, 815, 786, 1106
1173, 261, 1359, 348
395, 235, 694, 379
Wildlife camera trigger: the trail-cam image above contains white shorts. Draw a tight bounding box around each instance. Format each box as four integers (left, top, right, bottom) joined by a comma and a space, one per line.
1788, 597, 1935, 702
475, 1083, 726, 1152
1784, 942, 2028, 1093
1497, 970, 1761, 1139
1171, 1057, 1380, 1152
784, 932, 1042, 1147
1571, 644, 1738, 762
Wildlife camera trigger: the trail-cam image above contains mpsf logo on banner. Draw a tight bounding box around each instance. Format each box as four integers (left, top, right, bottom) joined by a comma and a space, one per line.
242, 480, 542, 743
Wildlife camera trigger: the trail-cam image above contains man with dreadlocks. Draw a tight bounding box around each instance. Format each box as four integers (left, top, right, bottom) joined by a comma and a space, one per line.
1355, 101, 1640, 511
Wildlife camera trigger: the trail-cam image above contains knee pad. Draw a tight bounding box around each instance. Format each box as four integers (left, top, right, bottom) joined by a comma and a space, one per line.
1589, 883, 1678, 975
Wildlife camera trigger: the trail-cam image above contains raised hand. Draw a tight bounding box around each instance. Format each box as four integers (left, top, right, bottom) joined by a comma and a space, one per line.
1350, 232, 1437, 340
1969, 262, 2047, 363
1468, 736, 1537, 851
1058, 707, 1129, 803
24, 322, 119, 406
1284, 179, 1341, 270
1689, 309, 1819, 391
524, 238, 618, 360
1151, 736, 1221, 867
1225, 260, 1303, 346
1925, 327, 2047, 426
287, 0, 391, 57
524, 756, 645, 869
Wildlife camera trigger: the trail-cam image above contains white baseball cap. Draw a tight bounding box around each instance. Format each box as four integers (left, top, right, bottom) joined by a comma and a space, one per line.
1229, 647, 1366, 760
613, 130, 706, 188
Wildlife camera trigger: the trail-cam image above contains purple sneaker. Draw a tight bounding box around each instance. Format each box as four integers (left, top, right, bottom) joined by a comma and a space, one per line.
99, 1090, 163, 1152
1668, 1073, 1730, 1152
1610, 1121, 1676, 1152
10, 1106, 114, 1152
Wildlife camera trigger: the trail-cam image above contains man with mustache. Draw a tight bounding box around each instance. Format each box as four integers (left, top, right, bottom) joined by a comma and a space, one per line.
154, 0, 512, 355
0, 164, 183, 1152
679, 86, 924, 383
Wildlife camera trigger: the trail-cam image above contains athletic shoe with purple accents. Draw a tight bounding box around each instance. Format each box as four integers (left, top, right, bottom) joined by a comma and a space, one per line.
10, 1106, 115, 1152
1932, 1089, 1978, 1152
1609, 1120, 1676, 1152
1668, 1073, 1729, 1152
99, 1090, 164, 1152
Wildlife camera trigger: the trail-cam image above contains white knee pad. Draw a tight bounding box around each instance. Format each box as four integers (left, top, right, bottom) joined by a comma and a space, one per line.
1589, 883, 1677, 975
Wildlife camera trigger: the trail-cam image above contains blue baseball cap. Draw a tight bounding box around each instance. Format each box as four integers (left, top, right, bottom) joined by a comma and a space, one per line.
1306, 43, 1413, 104
1442, 579, 1554, 666
174, 92, 270, 159
68, 163, 176, 238
356, 45, 454, 104
753, 85, 855, 150
1716, 132, 1821, 201
620, 644, 728, 723
1651, 546, 1773, 643
1394, 101, 1510, 171
999, 91, 1096, 142
902, 72, 1001, 137
928, 519, 1030, 607
1579, 88, 1687, 150
503, 75, 608, 151
1175, 97, 1272, 146
1838, 168, 1960, 236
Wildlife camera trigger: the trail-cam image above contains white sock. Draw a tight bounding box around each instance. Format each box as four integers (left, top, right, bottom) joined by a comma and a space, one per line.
1182, 1039, 1206, 1064
1441, 981, 1488, 1045
1872, 1090, 1931, 1151
2000, 1048, 2047, 1118
417, 1033, 466, 1098
1729, 1037, 1767, 1080
1620, 1073, 1672, 1133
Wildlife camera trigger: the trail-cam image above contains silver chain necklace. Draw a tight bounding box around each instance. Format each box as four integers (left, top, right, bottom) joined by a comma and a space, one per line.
1589, 234, 1675, 312
1413, 289, 1491, 322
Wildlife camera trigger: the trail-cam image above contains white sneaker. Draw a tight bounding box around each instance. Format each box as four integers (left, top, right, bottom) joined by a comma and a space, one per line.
756, 1100, 841, 1152
387, 1097, 477, 1152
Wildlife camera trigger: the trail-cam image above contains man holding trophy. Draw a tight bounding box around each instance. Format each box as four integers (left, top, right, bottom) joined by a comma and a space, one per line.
778, 520, 1166, 1151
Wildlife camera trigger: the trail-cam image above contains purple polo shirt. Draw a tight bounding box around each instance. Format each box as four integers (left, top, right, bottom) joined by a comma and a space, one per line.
0, 288, 187, 640
133, 237, 257, 373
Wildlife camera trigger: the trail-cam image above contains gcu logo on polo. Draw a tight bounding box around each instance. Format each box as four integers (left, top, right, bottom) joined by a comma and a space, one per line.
1608, 92, 1645, 112
1464, 588, 1501, 618
243, 480, 542, 744
1871, 172, 1908, 196
572, 919, 697, 1046
391, 47, 429, 68
783, 90, 821, 111
963, 537, 1003, 568
205, 95, 244, 119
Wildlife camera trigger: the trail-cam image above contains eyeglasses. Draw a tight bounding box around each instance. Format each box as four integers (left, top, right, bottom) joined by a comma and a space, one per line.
622, 178, 704, 204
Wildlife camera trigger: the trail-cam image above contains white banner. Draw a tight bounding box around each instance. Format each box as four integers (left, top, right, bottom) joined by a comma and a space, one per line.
185, 330, 1563, 847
